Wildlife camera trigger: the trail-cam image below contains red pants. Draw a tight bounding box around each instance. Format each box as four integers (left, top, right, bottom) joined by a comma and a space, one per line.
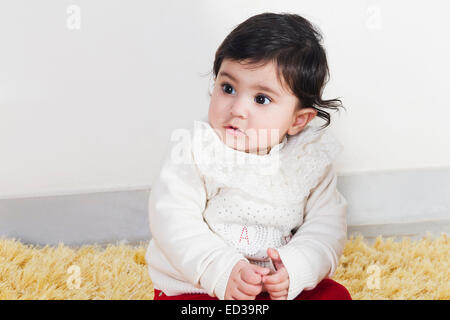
154, 278, 351, 300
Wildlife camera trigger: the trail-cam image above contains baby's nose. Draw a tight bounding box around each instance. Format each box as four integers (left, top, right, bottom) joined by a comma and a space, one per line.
230, 97, 249, 119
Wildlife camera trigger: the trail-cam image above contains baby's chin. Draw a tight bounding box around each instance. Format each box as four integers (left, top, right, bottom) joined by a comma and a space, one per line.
223, 138, 270, 155
210, 125, 272, 154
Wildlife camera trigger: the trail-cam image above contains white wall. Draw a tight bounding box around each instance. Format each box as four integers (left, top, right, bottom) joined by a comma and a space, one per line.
1, 0, 450, 199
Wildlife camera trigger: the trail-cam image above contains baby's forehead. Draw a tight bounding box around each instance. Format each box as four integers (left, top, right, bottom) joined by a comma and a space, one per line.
219, 59, 291, 92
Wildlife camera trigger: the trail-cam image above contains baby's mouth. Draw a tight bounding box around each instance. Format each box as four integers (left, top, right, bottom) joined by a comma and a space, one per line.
224, 125, 246, 136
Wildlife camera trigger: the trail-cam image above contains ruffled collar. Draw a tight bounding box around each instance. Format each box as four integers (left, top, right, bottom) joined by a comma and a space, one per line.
191, 120, 343, 205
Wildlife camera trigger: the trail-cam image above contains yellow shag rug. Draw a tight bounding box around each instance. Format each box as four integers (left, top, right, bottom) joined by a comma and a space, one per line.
0, 234, 448, 300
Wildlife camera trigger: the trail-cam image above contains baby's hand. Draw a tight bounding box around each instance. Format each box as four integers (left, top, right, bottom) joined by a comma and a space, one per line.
263, 248, 290, 300
224, 260, 270, 300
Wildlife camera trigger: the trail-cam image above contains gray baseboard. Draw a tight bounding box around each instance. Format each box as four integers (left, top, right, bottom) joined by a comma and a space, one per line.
1, 167, 449, 246
348, 219, 450, 244
0, 189, 151, 247
338, 166, 450, 226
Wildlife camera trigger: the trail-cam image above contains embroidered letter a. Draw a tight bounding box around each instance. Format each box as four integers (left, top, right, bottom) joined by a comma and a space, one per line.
239, 226, 250, 245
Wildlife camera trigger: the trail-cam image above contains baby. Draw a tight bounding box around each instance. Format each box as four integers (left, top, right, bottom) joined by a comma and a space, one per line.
146, 12, 351, 300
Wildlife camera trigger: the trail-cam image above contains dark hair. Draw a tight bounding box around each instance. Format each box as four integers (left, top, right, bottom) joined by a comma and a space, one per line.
211, 12, 345, 129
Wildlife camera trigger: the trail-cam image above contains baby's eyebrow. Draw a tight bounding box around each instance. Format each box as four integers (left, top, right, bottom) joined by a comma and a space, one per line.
218, 71, 280, 97
218, 71, 239, 83
252, 84, 280, 98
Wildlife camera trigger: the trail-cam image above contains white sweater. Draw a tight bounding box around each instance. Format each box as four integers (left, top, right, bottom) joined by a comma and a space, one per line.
145, 119, 348, 300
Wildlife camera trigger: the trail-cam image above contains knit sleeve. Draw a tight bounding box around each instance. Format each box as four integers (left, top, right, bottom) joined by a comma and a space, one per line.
276, 163, 347, 300
148, 131, 247, 300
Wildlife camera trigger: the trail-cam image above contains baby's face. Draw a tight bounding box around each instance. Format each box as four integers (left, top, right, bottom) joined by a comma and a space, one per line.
208, 58, 299, 154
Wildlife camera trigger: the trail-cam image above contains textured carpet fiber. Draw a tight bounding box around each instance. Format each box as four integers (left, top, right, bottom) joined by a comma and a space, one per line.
0, 234, 448, 300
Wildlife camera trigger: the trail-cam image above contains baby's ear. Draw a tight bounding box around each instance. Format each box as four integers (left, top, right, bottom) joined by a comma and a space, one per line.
288, 108, 317, 135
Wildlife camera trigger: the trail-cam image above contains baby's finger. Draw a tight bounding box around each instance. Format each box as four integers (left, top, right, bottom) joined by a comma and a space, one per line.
238, 280, 263, 297
270, 291, 288, 300
269, 289, 288, 298
263, 269, 286, 284
264, 279, 289, 292
241, 267, 262, 285
231, 287, 257, 300
249, 264, 270, 276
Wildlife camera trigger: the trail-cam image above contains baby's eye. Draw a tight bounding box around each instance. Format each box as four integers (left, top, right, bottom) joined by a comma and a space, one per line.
255, 94, 271, 105
221, 83, 236, 95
